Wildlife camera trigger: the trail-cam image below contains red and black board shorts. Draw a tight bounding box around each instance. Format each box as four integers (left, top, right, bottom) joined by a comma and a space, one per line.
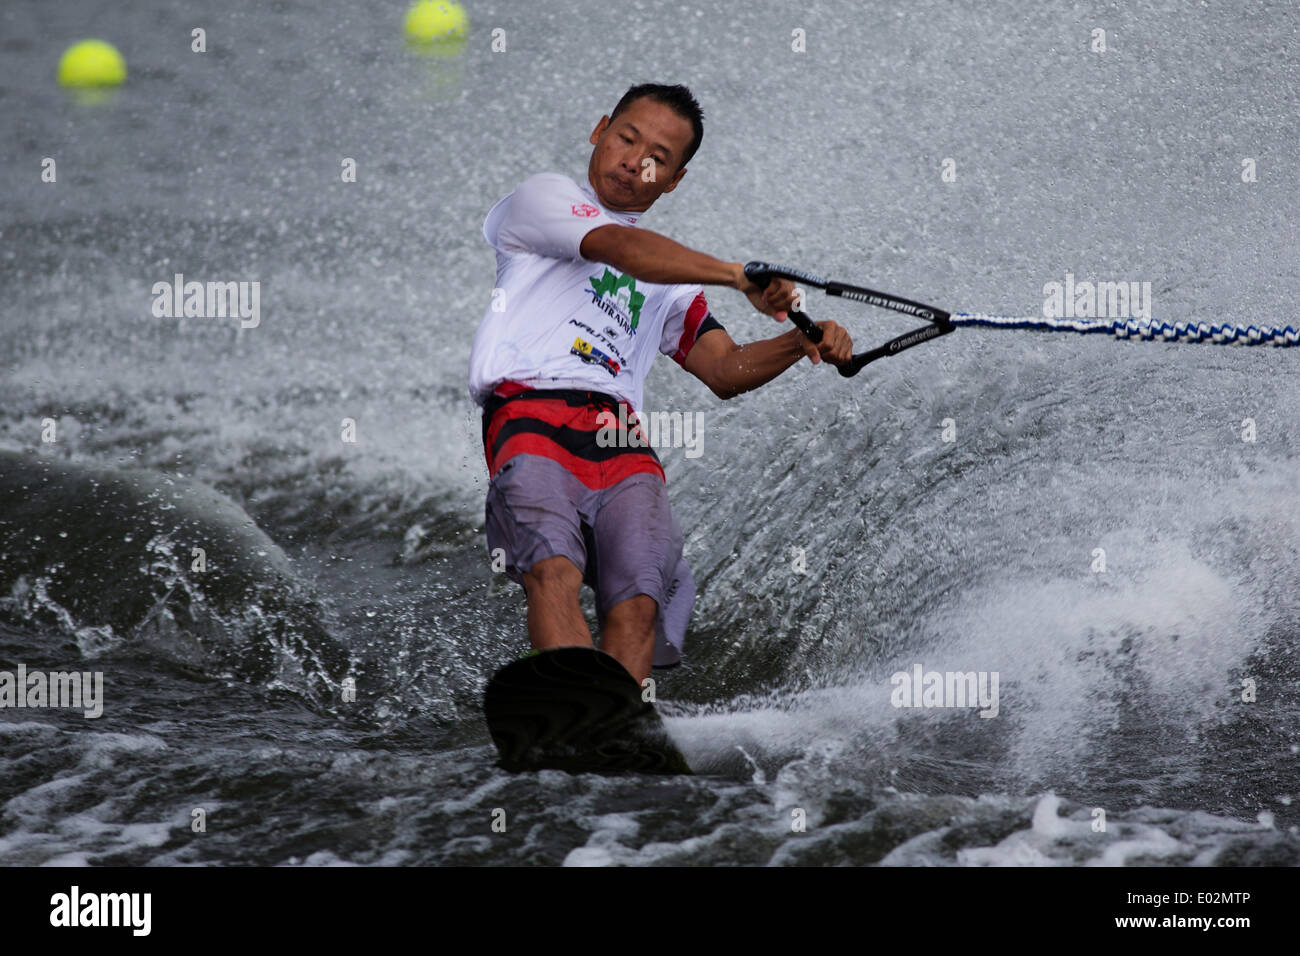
481, 381, 695, 668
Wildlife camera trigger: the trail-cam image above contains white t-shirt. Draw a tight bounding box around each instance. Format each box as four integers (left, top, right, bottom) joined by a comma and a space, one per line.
468, 171, 716, 412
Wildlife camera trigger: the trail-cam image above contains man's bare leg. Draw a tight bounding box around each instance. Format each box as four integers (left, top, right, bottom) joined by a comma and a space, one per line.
600, 593, 657, 686
521, 555, 591, 649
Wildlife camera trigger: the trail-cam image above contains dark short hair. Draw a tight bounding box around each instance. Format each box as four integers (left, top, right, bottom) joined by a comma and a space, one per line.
609, 83, 704, 171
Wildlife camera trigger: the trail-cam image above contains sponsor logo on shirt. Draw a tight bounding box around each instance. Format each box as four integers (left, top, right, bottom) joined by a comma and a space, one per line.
569, 319, 625, 360
571, 203, 600, 218
571, 337, 622, 377
587, 267, 644, 334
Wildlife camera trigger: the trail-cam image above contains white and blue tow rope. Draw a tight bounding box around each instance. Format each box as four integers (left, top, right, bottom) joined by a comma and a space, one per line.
951, 311, 1300, 347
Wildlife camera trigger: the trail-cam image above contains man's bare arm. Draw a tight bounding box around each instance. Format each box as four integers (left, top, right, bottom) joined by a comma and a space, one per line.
683, 325, 853, 400
581, 224, 743, 289
581, 224, 809, 322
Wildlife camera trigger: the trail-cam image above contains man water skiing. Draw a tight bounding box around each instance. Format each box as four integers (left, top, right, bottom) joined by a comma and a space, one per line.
470, 83, 853, 687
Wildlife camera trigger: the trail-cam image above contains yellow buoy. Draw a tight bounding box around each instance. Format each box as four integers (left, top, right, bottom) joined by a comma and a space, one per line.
404, 1, 469, 44
58, 39, 127, 88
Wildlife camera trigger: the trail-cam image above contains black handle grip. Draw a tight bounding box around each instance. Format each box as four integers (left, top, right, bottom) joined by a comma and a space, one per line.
837, 320, 955, 377
744, 261, 955, 379
743, 260, 828, 290
743, 260, 823, 343
787, 310, 823, 343
838, 353, 869, 378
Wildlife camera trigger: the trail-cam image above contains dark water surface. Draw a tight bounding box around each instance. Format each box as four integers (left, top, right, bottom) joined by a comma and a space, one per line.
1, 0, 1298, 865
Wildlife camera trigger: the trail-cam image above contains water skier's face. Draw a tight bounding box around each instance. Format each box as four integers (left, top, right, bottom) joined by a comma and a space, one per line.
587, 97, 692, 213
